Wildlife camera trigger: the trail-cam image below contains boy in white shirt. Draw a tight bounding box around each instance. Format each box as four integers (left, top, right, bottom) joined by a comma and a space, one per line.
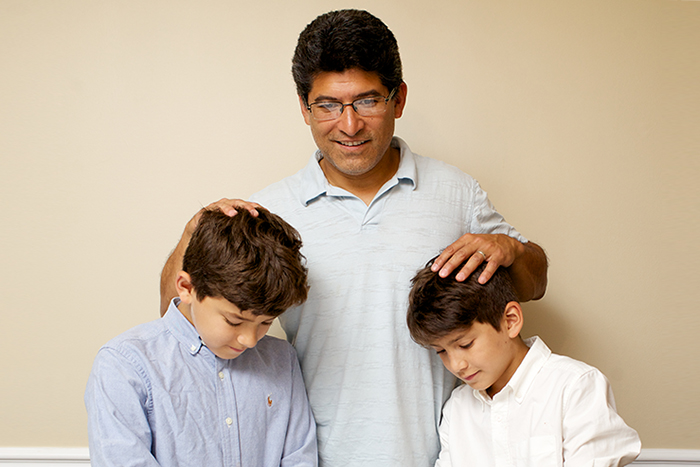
407, 260, 641, 467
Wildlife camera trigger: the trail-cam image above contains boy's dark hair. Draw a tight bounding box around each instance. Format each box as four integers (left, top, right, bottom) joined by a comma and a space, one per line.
292, 9, 403, 103
407, 259, 518, 346
182, 209, 308, 317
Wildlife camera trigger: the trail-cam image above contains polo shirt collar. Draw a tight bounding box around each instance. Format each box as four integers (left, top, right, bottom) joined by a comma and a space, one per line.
298, 136, 418, 206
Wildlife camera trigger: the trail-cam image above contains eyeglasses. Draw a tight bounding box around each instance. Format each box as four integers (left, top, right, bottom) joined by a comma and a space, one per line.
306, 88, 398, 122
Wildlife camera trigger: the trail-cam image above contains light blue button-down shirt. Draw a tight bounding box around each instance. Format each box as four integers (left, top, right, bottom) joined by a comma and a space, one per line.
85, 299, 317, 467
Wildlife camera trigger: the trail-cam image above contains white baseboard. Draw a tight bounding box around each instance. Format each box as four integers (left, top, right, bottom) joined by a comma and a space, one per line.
0, 447, 698, 466
0, 447, 89, 466
633, 449, 700, 465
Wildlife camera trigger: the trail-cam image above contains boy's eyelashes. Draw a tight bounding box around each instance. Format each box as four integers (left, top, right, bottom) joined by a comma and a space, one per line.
224, 318, 242, 327
431, 340, 474, 354
223, 317, 275, 327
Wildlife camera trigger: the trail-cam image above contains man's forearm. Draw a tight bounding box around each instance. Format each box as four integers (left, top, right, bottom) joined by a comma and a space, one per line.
507, 241, 548, 302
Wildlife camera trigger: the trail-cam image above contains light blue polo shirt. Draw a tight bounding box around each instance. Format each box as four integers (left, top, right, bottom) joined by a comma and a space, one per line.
251, 137, 526, 467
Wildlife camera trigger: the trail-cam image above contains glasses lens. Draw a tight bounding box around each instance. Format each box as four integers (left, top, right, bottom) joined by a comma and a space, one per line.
354, 97, 385, 117
311, 102, 341, 121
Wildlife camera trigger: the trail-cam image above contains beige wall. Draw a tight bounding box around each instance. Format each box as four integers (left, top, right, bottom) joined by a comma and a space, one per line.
1, 0, 698, 449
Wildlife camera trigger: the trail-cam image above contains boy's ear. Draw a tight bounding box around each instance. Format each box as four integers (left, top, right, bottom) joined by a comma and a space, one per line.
175, 271, 195, 304
503, 301, 524, 338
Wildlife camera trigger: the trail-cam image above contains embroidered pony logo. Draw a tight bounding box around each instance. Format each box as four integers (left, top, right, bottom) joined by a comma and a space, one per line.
267, 395, 273, 407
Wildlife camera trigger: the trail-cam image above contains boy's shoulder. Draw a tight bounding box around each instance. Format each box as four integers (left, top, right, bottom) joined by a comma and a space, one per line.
542, 349, 604, 385
100, 317, 170, 354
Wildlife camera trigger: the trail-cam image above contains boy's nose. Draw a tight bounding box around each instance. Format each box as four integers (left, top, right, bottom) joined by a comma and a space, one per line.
237, 329, 258, 349
449, 354, 468, 374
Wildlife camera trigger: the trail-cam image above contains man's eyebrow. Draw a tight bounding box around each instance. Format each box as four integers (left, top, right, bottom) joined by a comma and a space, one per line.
312, 90, 384, 103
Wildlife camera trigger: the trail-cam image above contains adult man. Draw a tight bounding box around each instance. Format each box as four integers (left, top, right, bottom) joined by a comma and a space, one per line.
160, 9, 547, 467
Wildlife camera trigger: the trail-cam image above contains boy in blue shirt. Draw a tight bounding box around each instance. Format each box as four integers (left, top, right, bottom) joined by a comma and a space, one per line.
407, 260, 640, 466
85, 209, 317, 466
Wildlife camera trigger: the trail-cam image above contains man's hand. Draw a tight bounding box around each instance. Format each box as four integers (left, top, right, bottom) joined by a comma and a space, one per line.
184, 198, 262, 238
160, 198, 263, 316
431, 233, 547, 302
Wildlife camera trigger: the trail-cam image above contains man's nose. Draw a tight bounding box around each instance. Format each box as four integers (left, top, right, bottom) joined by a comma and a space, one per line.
337, 104, 364, 136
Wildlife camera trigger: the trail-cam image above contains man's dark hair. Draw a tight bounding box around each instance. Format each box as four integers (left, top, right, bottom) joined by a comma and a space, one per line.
407, 259, 519, 346
182, 209, 308, 317
292, 9, 403, 103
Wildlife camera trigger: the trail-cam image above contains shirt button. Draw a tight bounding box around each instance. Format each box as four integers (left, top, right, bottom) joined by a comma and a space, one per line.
218, 371, 224, 380
190, 344, 196, 352
225, 417, 233, 426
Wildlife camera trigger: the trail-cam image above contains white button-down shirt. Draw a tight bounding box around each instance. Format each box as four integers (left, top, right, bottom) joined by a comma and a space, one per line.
435, 336, 641, 467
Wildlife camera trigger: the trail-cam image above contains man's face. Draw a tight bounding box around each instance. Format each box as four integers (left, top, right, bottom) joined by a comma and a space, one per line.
300, 68, 407, 181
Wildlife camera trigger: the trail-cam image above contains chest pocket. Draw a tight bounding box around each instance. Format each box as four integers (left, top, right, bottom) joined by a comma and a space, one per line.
512, 435, 560, 467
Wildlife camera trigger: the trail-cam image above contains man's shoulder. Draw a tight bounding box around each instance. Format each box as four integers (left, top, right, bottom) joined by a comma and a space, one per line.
404, 145, 478, 188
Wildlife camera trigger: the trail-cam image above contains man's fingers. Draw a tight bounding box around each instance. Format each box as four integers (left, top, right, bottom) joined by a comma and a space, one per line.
453, 250, 487, 282
476, 259, 499, 285
205, 199, 262, 217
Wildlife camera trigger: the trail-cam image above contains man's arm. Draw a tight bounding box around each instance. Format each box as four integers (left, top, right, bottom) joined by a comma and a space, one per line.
430, 234, 548, 302
159, 199, 261, 316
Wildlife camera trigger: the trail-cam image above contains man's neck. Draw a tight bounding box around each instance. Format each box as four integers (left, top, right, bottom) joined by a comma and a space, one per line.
319, 145, 401, 206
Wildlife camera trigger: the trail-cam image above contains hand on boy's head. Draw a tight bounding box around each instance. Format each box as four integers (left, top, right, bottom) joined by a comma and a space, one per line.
205, 198, 261, 218
431, 233, 524, 283
185, 198, 262, 237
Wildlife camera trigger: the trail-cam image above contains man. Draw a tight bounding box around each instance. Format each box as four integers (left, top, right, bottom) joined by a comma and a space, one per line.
161, 9, 547, 467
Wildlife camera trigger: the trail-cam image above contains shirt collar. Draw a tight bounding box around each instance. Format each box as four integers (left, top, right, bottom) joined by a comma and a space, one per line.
472, 336, 551, 405
163, 297, 205, 356
298, 136, 418, 206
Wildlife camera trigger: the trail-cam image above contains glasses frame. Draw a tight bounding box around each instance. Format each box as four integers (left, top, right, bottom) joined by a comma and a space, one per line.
306, 87, 399, 122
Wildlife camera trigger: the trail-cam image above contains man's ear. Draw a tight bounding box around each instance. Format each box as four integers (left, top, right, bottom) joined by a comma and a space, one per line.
299, 95, 312, 125
392, 82, 408, 119
503, 301, 524, 338
175, 271, 195, 304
